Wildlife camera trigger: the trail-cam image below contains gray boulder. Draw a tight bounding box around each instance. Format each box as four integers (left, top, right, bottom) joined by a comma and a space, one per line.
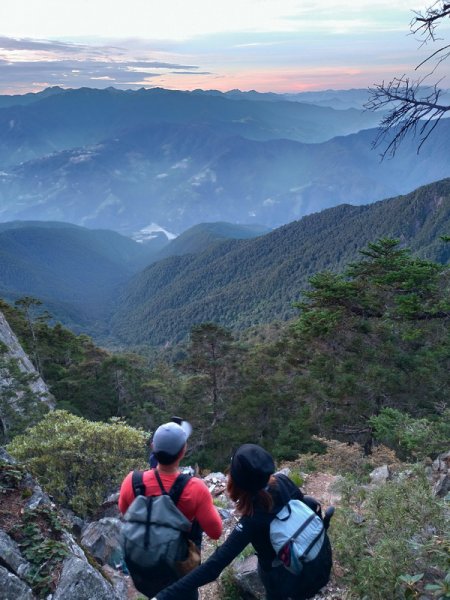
434, 473, 450, 497
81, 517, 123, 567
369, 464, 390, 485
60, 508, 86, 537
96, 491, 121, 519
431, 450, 450, 497
0, 530, 30, 577
0, 448, 16, 464
0, 565, 35, 600
101, 564, 130, 599
24, 485, 52, 511
53, 555, 120, 600
229, 554, 265, 599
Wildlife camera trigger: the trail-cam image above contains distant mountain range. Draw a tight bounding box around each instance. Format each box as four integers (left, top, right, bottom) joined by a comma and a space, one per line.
1, 87, 449, 346
1, 114, 449, 234
0, 86, 380, 169
0, 86, 449, 235
194, 88, 375, 110
191, 87, 450, 110
111, 178, 450, 346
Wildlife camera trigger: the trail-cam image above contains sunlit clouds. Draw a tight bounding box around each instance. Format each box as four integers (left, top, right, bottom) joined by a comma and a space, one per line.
0, 0, 448, 93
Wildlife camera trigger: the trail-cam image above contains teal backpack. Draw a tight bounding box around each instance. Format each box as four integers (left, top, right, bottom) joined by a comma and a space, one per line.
270, 474, 334, 576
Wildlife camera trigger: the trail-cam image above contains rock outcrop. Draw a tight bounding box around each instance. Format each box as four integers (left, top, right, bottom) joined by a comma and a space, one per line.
0, 450, 120, 600
0, 310, 54, 440
0, 310, 53, 407
426, 450, 450, 497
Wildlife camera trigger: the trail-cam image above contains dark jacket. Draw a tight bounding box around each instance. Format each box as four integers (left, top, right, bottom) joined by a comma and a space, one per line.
156, 474, 332, 600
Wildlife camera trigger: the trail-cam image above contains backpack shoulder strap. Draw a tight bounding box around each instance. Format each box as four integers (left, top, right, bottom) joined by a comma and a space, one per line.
169, 473, 192, 506
131, 470, 146, 497
275, 473, 304, 506
153, 468, 168, 495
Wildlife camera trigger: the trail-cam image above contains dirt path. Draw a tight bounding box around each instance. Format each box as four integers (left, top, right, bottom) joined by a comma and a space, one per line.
303, 472, 342, 508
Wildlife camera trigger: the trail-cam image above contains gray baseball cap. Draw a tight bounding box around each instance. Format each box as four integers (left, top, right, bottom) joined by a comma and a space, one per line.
152, 421, 192, 455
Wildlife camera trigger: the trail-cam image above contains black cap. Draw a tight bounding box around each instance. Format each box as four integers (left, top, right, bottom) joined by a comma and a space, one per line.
230, 444, 275, 492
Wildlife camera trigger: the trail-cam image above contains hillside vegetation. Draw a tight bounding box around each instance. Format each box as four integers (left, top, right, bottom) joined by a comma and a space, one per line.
113, 178, 450, 345
0, 222, 163, 331
2, 231, 448, 599
2, 236, 448, 468
0, 220, 268, 334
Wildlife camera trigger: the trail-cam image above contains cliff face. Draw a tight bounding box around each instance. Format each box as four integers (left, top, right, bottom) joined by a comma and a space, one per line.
0, 310, 54, 439
0, 450, 122, 600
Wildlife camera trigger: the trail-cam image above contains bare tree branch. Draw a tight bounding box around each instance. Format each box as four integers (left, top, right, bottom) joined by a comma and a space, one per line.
365, 1, 450, 158
411, 2, 450, 41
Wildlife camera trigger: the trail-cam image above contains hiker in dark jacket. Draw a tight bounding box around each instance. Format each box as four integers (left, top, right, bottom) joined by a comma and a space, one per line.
154, 443, 332, 600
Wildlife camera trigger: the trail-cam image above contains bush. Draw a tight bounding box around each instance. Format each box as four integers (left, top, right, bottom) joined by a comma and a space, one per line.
370, 408, 450, 460
331, 468, 447, 599
286, 437, 400, 480
7, 410, 148, 516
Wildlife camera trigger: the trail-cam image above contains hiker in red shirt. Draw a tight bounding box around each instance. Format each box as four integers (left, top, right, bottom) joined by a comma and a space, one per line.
118, 419, 222, 599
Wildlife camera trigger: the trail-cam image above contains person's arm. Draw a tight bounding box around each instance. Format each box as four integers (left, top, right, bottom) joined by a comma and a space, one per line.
193, 480, 223, 539
156, 519, 253, 600
118, 472, 134, 514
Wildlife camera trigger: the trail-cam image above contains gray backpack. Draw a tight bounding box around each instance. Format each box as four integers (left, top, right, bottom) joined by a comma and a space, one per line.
122, 469, 192, 596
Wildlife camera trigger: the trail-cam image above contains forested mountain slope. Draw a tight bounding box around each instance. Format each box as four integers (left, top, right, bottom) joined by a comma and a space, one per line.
155, 222, 271, 260
0, 220, 272, 334
112, 178, 450, 345
0, 222, 161, 328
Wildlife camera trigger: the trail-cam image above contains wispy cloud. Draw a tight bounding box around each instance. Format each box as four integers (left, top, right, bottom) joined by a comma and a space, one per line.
171, 71, 212, 76
0, 36, 94, 53
0, 0, 448, 95
0, 36, 206, 90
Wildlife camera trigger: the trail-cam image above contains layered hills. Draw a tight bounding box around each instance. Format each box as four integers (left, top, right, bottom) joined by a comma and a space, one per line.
1, 180, 448, 343
0, 86, 380, 169
112, 178, 450, 345
1, 118, 449, 234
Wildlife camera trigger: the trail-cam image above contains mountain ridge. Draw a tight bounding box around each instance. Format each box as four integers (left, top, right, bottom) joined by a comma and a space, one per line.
1, 120, 449, 233
111, 178, 450, 345
0, 86, 381, 169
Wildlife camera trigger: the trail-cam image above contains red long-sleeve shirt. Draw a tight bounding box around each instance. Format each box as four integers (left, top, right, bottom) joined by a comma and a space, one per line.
118, 469, 223, 540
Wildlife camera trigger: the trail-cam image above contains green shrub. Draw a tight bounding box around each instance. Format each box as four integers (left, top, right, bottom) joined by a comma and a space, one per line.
288, 470, 304, 487
7, 410, 148, 516
331, 469, 447, 599
370, 408, 450, 460
11, 505, 69, 598
218, 567, 242, 600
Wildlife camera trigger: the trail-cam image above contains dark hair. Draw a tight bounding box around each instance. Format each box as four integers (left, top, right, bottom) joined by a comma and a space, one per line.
153, 447, 183, 465
227, 474, 277, 517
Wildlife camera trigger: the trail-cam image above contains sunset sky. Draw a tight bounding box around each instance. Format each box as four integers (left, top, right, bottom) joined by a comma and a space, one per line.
0, 0, 449, 94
